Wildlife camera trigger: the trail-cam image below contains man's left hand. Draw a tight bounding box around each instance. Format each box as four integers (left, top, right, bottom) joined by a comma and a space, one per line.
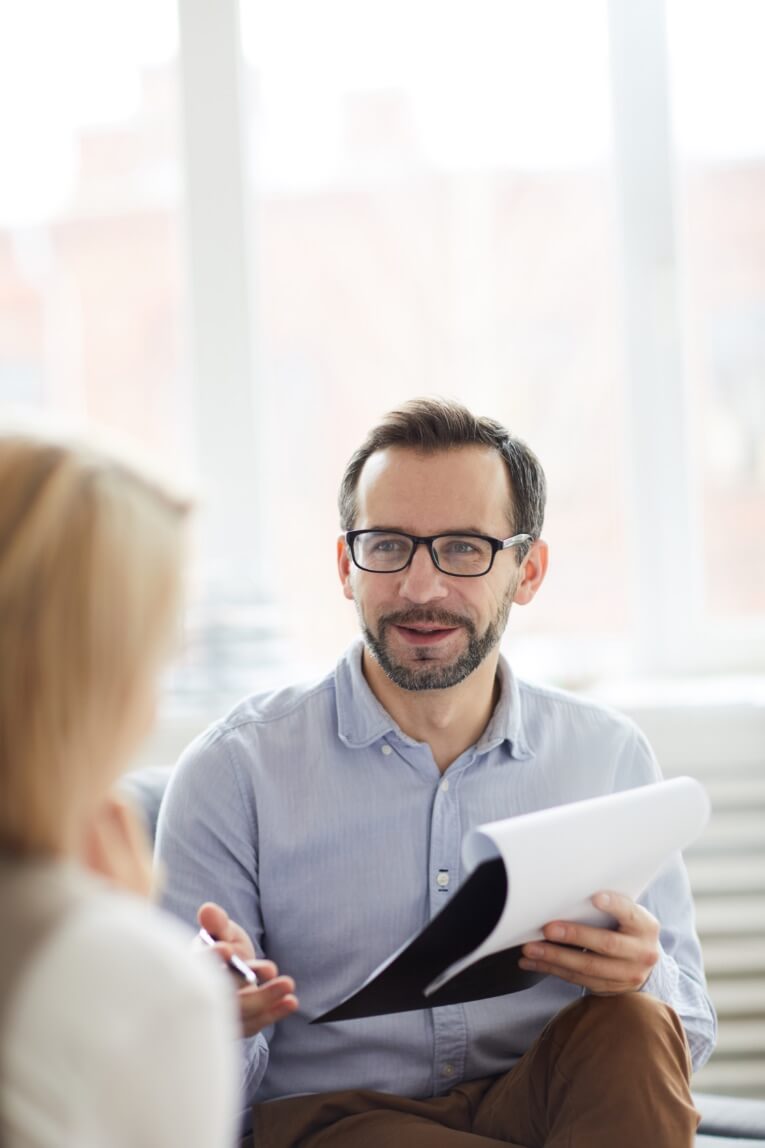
518, 892, 661, 995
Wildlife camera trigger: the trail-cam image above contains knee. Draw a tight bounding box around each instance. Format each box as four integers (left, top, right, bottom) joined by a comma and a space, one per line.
580, 991, 682, 1040
555, 992, 689, 1063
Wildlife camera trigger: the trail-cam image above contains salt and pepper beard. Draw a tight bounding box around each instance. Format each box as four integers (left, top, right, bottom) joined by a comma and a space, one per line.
357, 586, 515, 691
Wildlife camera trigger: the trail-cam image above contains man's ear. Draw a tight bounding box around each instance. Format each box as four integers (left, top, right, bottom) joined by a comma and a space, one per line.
512, 539, 549, 606
337, 535, 355, 601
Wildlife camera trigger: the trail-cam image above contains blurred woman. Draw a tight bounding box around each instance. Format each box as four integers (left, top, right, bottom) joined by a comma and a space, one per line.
0, 430, 294, 1146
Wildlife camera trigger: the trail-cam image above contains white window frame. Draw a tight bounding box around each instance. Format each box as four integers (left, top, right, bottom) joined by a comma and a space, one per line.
609, 0, 765, 675
177, 0, 268, 602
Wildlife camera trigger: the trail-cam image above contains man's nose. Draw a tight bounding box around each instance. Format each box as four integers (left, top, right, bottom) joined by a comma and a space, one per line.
398, 543, 449, 603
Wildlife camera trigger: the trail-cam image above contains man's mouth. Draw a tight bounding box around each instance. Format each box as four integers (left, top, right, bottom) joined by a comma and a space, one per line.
392, 623, 461, 645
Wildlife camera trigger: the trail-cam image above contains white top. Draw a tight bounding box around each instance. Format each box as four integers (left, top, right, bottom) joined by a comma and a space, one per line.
0, 876, 240, 1148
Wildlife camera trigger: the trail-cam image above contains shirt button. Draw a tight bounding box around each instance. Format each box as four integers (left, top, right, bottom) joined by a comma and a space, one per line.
381, 744, 393, 756
440, 778, 449, 792
436, 870, 450, 889
442, 1063, 455, 1077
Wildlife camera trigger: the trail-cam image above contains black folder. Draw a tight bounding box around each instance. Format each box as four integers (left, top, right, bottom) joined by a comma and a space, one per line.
313, 858, 544, 1023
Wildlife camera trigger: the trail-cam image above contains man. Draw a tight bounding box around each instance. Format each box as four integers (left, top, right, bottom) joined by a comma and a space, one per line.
157, 398, 715, 1147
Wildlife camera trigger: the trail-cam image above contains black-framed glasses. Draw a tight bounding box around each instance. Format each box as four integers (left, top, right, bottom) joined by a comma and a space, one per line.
345, 529, 533, 578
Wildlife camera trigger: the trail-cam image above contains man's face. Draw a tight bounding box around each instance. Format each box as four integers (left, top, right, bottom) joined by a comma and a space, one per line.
338, 445, 531, 691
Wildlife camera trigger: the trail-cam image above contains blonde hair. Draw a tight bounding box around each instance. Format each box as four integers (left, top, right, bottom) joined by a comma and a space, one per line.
0, 430, 191, 856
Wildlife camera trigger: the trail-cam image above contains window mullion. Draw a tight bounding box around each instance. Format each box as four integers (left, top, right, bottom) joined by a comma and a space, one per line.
177, 0, 265, 597
608, 0, 702, 673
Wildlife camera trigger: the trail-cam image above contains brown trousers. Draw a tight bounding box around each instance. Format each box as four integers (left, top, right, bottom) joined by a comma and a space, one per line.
250, 994, 701, 1148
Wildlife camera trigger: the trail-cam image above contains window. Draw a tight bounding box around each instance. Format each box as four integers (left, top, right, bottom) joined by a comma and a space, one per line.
668, 0, 765, 629
2, 0, 762, 704
0, 1, 188, 460
241, 0, 633, 680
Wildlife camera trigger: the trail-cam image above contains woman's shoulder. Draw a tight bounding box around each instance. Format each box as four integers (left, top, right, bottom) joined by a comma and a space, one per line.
2, 872, 239, 1147
2, 860, 205, 982
39, 877, 227, 1013
5, 868, 235, 1054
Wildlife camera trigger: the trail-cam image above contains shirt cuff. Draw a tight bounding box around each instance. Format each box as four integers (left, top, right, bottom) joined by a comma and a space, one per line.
640, 943, 679, 1003
241, 1032, 270, 1105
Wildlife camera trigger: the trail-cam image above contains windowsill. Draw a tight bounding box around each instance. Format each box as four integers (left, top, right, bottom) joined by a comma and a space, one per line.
583, 674, 765, 711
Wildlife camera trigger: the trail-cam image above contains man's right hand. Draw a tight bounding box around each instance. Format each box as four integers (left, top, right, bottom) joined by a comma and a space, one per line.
196, 902, 299, 1038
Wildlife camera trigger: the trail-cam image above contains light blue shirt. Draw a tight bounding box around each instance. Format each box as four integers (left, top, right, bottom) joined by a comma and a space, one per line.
156, 640, 716, 1105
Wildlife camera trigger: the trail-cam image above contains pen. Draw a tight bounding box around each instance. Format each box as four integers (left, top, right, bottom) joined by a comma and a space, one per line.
198, 926, 259, 985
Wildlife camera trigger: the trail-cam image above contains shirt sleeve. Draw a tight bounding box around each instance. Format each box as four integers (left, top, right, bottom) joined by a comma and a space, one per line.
622, 727, 718, 1071
155, 724, 271, 1101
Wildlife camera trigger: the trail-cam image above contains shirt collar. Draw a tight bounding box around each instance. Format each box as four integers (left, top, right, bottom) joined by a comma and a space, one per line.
335, 640, 399, 749
335, 638, 533, 761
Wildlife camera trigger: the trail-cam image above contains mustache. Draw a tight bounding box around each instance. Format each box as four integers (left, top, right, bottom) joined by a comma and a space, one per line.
379, 608, 473, 631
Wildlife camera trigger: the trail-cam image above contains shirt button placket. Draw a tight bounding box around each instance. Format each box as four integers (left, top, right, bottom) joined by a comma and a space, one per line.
429, 771, 467, 1093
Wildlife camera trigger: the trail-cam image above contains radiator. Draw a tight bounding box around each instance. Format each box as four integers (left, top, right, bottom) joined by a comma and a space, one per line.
615, 696, 765, 1100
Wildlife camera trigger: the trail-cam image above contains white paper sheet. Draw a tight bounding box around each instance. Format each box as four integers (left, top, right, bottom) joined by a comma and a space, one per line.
426, 776, 710, 994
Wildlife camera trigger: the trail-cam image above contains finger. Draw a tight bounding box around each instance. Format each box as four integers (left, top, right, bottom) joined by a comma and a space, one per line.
239, 974, 295, 1002
240, 994, 299, 1036
540, 921, 636, 959
198, 902, 232, 940
520, 942, 639, 986
198, 905, 256, 962
193, 938, 277, 986
196, 938, 236, 963
591, 892, 658, 937
238, 979, 299, 1036
247, 959, 279, 983
259, 994, 299, 1023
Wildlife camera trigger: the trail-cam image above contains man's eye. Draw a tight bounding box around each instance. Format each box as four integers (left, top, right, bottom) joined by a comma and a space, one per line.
444, 540, 478, 554
372, 538, 406, 552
